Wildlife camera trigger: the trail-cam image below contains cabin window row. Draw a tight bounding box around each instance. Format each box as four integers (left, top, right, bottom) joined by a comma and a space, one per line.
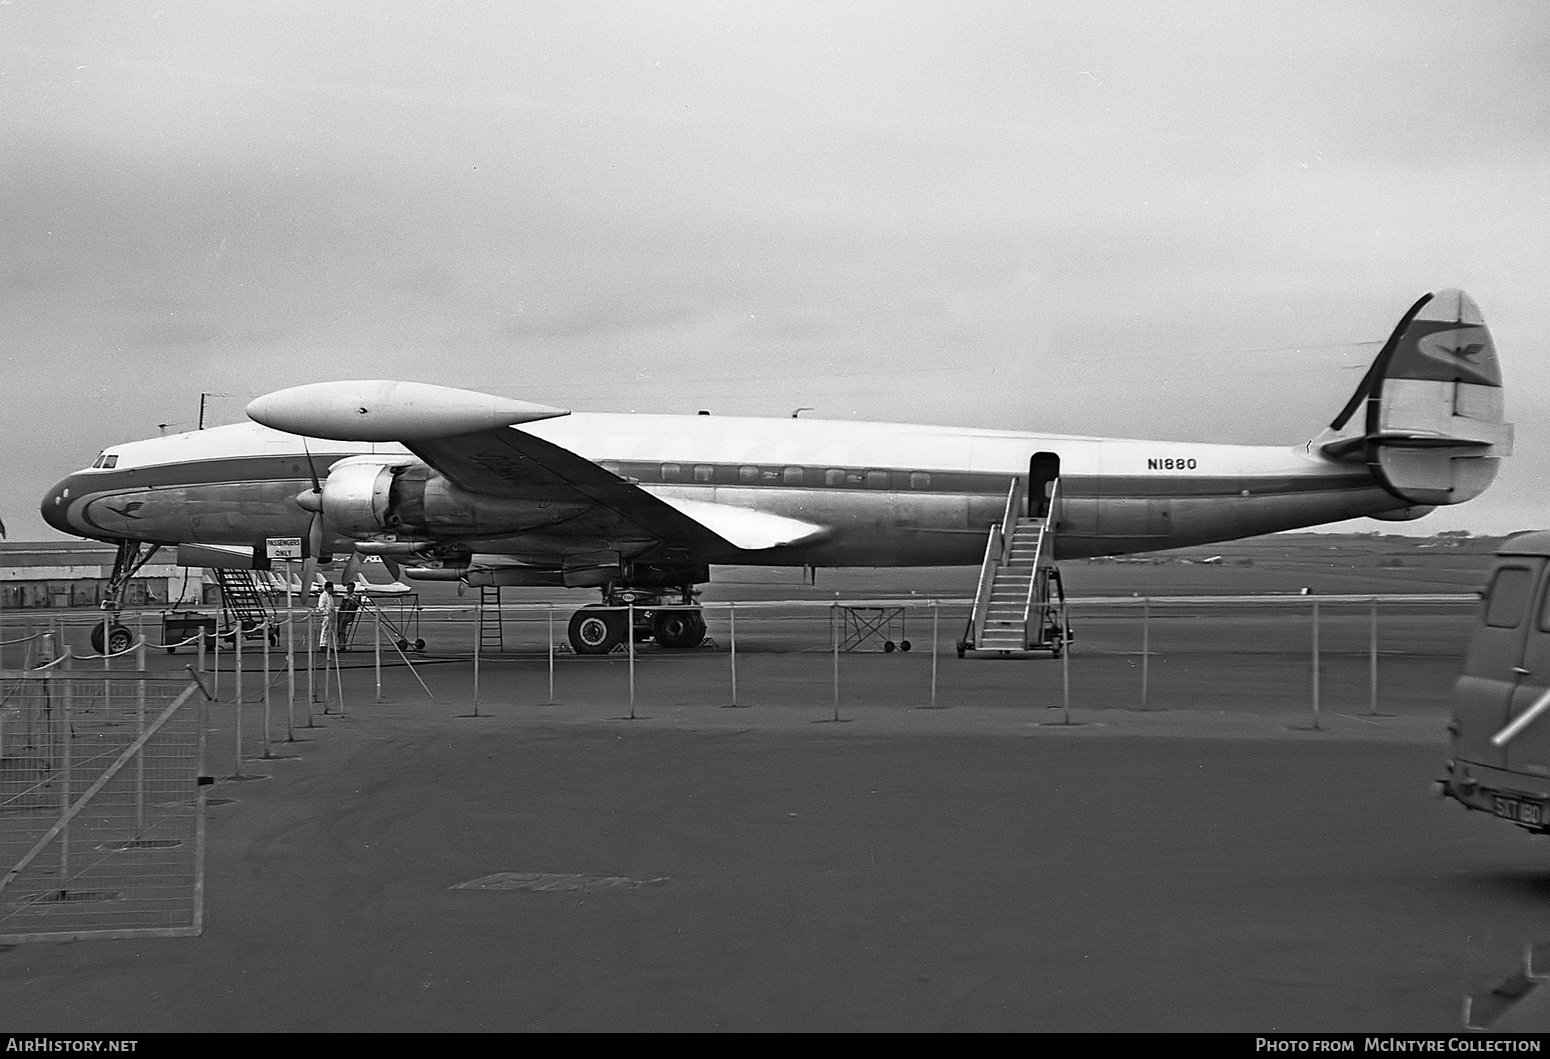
604, 462, 933, 490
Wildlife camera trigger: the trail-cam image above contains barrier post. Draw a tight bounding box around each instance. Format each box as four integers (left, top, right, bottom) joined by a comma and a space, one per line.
101, 614, 110, 671
235, 624, 245, 775
1368, 597, 1380, 716
1311, 599, 1322, 730
729, 603, 739, 707
547, 606, 555, 705
211, 619, 220, 701
136, 633, 146, 830
307, 608, 322, 726
261, 621, 273, 759
1060, 600, 1071, 724
628, 603, 636, 720
1141, 598, 1150, 711
285, 564, 296, 742
197, 625, 206, 675
930, 602, 939, 707
374, 600, 382, 703
60, 674, 71, 884
472, 604, 481, 718
831, 604, 840, 722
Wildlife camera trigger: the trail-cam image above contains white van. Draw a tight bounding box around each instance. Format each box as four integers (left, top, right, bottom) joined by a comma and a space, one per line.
1438, 531, 1550, 832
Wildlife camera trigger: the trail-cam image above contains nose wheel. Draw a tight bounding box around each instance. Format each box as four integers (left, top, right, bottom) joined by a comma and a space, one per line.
89, 621, 135, 655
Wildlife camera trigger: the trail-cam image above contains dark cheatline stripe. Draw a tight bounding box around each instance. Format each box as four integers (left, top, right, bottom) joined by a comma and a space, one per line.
62, 453, 1376, 505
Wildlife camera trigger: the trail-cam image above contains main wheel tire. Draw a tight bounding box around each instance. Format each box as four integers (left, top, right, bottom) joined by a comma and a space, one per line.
900, 640, 911, 652
883, 640, 895, 653
569, 608, 625, 655
652, 609, 706, 649
414, 638, 426, 652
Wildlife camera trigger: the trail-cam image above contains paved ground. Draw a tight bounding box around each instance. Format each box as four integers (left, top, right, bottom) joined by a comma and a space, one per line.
3, 639, 1549, 1032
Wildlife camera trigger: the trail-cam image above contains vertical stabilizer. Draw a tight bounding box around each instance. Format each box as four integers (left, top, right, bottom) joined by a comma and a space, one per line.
1323, 289, 1511, 506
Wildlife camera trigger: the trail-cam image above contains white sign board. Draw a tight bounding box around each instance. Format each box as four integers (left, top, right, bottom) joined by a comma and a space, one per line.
266, 536, 303, 560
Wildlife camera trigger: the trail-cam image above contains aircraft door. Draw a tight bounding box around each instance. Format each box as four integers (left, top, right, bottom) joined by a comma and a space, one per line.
1029, 452, 1059, 519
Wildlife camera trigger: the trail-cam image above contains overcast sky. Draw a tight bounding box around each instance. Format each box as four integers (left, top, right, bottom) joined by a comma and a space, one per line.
4, 1, 1548, 541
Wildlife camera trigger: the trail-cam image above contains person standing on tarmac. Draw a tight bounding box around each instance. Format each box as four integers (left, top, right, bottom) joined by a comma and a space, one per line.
316, 581, 338, 652
337, 583, 362, 649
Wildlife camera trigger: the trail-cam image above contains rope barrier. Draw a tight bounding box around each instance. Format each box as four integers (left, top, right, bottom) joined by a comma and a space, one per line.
0, 632, 43, 646
141, 631, 205, 651
31, 649, 75, 670
72, 634, 149, 661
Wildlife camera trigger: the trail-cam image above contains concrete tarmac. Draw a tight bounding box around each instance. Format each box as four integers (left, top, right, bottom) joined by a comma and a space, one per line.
3, 648, 1548, 1032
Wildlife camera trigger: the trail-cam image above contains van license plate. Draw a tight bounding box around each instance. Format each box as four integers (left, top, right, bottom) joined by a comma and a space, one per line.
1493, 796, 1545, 825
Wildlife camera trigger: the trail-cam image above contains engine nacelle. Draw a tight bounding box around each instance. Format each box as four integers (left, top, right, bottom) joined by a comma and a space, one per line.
321, 460, 397, 539
319, 456, 592, 542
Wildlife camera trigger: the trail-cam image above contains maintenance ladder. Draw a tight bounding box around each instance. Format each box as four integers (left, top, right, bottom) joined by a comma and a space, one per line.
479, 586, 504, 653
959, 475, 1066, 658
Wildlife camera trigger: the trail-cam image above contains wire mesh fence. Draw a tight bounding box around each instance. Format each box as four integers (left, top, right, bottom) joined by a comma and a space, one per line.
0, 672, 205, 942
1, 593, 1485, 729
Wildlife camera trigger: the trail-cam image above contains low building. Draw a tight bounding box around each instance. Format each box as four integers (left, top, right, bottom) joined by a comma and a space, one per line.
0, 541, 203, 609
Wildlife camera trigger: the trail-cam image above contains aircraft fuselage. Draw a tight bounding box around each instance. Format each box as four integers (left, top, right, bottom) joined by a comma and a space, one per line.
42, 414, 1414, 567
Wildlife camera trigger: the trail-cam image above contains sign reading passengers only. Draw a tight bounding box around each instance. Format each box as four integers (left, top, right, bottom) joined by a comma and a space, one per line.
266, 537, 303, 560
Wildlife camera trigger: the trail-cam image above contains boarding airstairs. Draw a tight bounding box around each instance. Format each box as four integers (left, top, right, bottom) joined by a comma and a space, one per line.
958, 475, 1068, 658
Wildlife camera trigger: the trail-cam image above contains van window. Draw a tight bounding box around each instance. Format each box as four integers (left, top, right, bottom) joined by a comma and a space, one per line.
1485, 566, 1535, 628
661, 463, 681, 482
1535, 579, 1550, 633
693, 465, 714, 482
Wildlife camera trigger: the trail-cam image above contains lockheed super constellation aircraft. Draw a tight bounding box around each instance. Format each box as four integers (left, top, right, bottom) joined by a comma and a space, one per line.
42, 289, 1511, 655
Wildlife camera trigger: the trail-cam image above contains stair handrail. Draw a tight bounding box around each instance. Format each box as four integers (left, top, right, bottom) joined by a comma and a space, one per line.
965, 522, 1005, 649
998, 475, 1025, 564
1019, 478, 1060, 646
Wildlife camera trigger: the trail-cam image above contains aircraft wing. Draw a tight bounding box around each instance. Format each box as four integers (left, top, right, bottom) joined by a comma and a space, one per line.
406, 426, 741, 555
247, 381, 823, 557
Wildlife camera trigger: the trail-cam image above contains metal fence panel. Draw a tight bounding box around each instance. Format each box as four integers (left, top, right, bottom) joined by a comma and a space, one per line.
0, 673, 204, 942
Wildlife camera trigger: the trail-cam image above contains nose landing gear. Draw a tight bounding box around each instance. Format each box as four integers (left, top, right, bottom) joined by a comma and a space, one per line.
90, 540, 164, 655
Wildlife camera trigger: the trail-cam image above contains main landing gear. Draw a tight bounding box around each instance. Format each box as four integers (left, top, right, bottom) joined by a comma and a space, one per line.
566, 586, 707, 655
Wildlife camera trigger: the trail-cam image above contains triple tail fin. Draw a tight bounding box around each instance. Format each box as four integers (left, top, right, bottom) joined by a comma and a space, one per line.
1319, 289, 1512, 506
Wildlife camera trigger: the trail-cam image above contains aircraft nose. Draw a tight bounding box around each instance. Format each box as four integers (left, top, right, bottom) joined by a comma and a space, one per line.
40, 474, 79, 535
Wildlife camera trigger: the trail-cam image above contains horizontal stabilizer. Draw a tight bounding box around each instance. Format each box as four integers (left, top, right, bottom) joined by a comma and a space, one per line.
655, 497, 825, 551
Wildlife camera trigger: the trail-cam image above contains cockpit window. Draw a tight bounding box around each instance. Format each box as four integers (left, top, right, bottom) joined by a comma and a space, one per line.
102, 454, 118, 469
91, 452, 106, 468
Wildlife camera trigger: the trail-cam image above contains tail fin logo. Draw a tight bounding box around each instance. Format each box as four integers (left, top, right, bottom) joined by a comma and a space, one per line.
1392, 320, 1501, 388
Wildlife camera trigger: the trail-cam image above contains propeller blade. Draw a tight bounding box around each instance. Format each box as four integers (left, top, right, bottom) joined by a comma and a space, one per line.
301, 511, 327, 604
300, 556, 318, 607
382, 556, 402, 581
301, 438, 322, 494
342, 550, 364, 586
